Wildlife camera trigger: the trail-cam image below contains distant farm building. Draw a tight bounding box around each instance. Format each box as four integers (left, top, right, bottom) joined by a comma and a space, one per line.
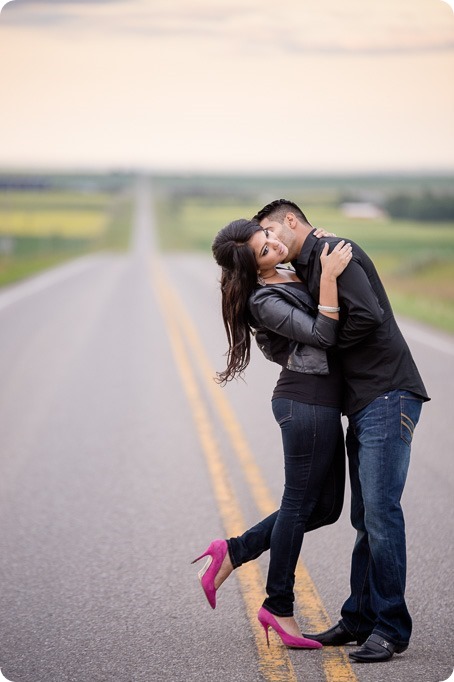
341, 202, 385, 219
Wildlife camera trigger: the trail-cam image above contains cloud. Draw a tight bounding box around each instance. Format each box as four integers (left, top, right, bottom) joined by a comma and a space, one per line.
1, 0, 453, 56
0, 0, 127, 17
0, 0, 127, 28
281, 34, 454, 56
112, 2, 454, 55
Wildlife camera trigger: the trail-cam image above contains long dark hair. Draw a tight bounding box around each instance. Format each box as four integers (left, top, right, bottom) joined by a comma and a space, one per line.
212, 219, 262, 384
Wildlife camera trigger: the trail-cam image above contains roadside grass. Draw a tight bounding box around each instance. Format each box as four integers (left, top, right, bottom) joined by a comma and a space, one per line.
0, 187, 134, 287
0, 253, 88, 288
2, 175, 453, 333
155, 196, 454, 333
155, 197, 258, 251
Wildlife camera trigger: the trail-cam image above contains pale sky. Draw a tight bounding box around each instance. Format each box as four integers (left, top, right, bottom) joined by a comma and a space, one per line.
0, 0, 453, 173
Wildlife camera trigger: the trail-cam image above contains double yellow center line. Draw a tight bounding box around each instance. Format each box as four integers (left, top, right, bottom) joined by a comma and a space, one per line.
150, 254, 357, 682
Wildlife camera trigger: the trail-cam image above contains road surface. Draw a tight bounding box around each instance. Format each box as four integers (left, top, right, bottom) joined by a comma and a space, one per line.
0, 178, 452, 682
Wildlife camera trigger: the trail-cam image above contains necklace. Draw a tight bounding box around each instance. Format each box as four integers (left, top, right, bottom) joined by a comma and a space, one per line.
258, 265, 300, 286
257, 270, 277, 285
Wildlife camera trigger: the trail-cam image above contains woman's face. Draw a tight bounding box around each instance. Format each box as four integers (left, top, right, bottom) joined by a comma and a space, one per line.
248, 228, 289, 272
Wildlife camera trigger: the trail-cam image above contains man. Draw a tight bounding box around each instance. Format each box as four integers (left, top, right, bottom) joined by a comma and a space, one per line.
254, 199, 429, 663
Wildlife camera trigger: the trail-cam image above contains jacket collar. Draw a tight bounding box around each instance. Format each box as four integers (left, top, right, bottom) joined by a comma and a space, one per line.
250, 280, 316, 311
293, 229, 318, 268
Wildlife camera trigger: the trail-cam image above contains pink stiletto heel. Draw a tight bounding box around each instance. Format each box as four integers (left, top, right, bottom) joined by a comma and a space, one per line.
257, 607, 323, 649
191, 539, 228, 609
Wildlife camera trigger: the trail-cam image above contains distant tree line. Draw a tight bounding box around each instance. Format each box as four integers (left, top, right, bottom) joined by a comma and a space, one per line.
383, 191, 454, 222
0, 177, 52, 191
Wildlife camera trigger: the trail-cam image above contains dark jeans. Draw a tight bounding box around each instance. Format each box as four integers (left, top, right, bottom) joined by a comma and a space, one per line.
340, 390, 423, 647
228, 399, 345, 617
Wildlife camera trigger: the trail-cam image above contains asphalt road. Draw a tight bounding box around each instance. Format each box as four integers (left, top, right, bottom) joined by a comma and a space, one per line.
0, 179, 452, 682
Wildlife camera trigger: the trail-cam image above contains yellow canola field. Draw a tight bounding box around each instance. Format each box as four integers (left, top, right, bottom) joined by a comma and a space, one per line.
0, 191, 111, 238
0, 210, 108, 237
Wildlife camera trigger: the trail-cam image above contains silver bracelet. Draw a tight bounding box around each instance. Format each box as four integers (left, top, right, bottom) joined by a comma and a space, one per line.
318, 304, 340, 313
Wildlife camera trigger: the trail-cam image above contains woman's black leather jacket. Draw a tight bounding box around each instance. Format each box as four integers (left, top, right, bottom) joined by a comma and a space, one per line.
247, 283, 339, 375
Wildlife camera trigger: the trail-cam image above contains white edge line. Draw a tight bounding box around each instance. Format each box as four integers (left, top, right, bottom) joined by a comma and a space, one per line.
398, 319, 454, 357
0, 254, 105, 313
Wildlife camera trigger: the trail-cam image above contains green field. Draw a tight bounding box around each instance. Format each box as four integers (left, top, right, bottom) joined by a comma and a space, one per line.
1, 172, 453, 333
153, 179, 454, 333
0, 175, 134, 287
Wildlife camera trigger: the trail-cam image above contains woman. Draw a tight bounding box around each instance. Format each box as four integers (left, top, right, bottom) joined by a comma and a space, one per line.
192, 219, 352, 649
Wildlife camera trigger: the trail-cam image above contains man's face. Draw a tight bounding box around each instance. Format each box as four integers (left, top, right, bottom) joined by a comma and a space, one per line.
258, 217, 286, 243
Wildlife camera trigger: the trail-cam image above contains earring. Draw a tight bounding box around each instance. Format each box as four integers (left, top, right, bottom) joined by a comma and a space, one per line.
257, 273, 266, 286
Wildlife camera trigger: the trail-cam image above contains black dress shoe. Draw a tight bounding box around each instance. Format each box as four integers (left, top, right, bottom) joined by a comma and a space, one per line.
349, 634, 408, 663
302, 621, 367, 646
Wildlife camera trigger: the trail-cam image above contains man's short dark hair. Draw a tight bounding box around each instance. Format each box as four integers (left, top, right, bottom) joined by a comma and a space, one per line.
253, 199, 310, 225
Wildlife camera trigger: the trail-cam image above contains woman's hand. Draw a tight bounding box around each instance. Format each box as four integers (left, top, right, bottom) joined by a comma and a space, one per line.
314, 228, 337, 238
320, 240, 353, 279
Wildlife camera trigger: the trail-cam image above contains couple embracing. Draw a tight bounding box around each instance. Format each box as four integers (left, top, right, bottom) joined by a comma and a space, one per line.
192, 199, 429, 664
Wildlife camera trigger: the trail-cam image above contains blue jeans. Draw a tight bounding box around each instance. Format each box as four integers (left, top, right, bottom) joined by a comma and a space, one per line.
228, 399, 345, 617
340, 390, 423, 647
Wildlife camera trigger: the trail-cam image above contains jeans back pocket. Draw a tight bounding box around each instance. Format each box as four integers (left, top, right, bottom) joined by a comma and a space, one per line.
400, 394, 422, 446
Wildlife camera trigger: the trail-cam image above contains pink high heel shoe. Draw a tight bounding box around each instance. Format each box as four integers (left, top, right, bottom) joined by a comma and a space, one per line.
257, 607, 323, 649
191, 539, 228, 609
